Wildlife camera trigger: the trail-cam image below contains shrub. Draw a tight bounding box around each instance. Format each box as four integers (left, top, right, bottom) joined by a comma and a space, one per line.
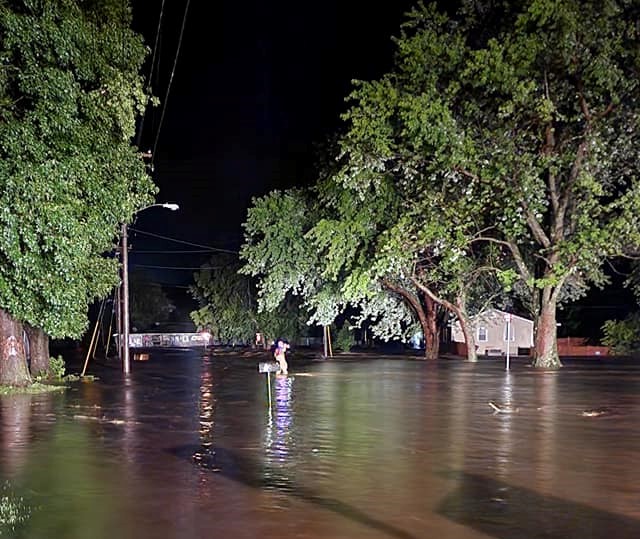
49, 355, 66, 380
335, 325, 355, 352
602, 313, 640, 355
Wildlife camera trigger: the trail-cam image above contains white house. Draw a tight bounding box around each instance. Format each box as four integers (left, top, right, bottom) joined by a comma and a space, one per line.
451, 309, 534, 356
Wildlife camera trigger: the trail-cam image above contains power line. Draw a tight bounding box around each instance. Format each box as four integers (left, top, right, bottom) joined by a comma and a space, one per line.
128, 227, 239, 254
145, 282, 192, 289
151, 0, 191, 164
136, 0, 166, 148
130, 249, 214, 254
132, 263, 221, 271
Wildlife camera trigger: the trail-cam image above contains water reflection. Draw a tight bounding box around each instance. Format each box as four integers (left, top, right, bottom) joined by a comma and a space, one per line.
265, 375, 293, 463
495, 371, 514, 481
535, 371, 558, 491
2, 354, 640, 539
1, 393, 34, 478
194, 357, 216, 469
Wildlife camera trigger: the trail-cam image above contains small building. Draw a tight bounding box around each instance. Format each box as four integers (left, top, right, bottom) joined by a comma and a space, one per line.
451, 309, 533, 356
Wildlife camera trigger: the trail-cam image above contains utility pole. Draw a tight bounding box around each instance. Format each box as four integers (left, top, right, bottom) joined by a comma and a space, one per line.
121, 222, 131, 374
119, 203, 179, 374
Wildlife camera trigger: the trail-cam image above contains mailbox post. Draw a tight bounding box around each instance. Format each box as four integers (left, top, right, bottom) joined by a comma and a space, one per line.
504, 313, 512, 371
258, 361, 279, 408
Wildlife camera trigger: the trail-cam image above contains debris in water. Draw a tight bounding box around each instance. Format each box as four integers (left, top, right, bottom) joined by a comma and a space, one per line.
581, 409, 609, 417
488, 401, 519, 414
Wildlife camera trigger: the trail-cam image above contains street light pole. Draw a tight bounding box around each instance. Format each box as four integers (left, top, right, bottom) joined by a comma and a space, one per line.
120, 203, 179, 374
121, 222, 131, 374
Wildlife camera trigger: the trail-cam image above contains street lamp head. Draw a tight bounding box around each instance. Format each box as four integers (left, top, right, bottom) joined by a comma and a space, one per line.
161, 203, 179, 211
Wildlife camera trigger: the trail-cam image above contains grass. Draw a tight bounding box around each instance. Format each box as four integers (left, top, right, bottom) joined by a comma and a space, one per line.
0, 382, 66, 396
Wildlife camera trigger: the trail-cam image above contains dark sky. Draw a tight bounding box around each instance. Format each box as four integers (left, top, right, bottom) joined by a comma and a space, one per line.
128, 0, 418, 287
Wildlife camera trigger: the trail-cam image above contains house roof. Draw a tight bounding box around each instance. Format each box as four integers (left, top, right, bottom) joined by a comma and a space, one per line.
472, 308, 533, 325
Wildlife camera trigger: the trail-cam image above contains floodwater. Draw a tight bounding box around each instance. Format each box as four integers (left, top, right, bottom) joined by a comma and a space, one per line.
1, 350, 640, 539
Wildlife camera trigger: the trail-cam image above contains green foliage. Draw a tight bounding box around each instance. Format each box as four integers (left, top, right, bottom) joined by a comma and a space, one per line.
602, 313, 640, 355
0, 382, 65, 394
335, 0, 640, 364
241, 189, 347, 327
49, 355, 65, 379
129, 271, 174, 331
33, 354, 65, 382
335, 324, 355, 352
0, 0, 156, 338
190, 254, 306, 344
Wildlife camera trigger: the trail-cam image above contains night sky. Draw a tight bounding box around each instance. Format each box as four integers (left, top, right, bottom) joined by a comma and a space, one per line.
128, 0, 417, 288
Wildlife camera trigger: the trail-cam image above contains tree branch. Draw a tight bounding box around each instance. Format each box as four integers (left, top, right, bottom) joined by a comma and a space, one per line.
472, 236, 533, 285
524, 207, 551, 248
558, 140, 587, 237
409, 276, 458, 315
381, 278, 426, 322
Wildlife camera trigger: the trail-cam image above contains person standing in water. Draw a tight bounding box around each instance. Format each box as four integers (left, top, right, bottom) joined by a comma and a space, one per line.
273, 339, 289, 375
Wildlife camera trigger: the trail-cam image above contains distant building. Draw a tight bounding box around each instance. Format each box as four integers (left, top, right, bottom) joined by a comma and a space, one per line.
451, 308, 533, 356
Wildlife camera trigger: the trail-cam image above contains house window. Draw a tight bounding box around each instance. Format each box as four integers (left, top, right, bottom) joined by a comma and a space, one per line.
477, 326, 488, 342
504, 323, 515, 341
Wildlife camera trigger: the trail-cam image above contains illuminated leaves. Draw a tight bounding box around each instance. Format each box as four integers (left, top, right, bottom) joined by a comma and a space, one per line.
0, 0, 156, 337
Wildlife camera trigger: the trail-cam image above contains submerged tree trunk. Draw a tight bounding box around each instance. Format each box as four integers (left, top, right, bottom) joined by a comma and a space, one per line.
421, 294, 440, 360
454, 292, 477, 363
533, 292, 562, 368
25, 324, 50, 377
457, 311, 478, 363
0, 309, 31, 387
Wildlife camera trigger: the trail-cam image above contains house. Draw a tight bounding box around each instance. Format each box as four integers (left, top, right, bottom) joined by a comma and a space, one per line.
451, 308, 533, 356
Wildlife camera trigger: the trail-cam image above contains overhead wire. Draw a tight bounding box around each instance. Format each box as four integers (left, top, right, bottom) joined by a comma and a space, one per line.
130, 249, 215, 254
129, 227, 239, 254
151, 0, 191, 165
136, 0, 167, 148
132, 264, 223, 271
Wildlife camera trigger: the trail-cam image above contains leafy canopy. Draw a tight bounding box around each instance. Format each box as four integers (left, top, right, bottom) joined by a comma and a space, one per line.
0, 0, 156, 337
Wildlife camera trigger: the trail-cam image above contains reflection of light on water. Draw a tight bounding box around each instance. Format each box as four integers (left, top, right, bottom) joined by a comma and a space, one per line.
273, 376, 293, 460
264, 375, 294, 484
122, 377, 136, 466
535, 372, 557, 491
496, 372, 514, 479
194, 360, 216, 468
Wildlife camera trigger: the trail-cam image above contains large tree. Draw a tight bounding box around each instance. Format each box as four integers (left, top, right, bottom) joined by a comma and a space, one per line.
0, 0, 156, 384
191, 253, 306, 346
129, 271, 174, 331
310, 167, 510, 361
333, 0, 640, 367
241, 188, 426, 353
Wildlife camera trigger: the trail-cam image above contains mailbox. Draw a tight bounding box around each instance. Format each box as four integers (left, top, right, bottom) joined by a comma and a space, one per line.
258, 362, 279, 373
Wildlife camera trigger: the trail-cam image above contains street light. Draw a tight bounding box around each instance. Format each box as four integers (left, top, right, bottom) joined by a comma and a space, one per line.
121, 203, 179, 374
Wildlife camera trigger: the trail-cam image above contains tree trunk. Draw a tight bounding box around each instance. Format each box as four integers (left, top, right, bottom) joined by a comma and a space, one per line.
533, 293, 562, 368
458, 311, 478, 363
421, 294, 440, 360
25, 324, 50, 377
0, 309, 32, 387
451, 293, 477, 363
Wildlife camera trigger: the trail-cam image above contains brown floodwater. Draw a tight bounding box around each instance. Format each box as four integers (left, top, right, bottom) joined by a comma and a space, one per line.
1, 350, 639, 538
